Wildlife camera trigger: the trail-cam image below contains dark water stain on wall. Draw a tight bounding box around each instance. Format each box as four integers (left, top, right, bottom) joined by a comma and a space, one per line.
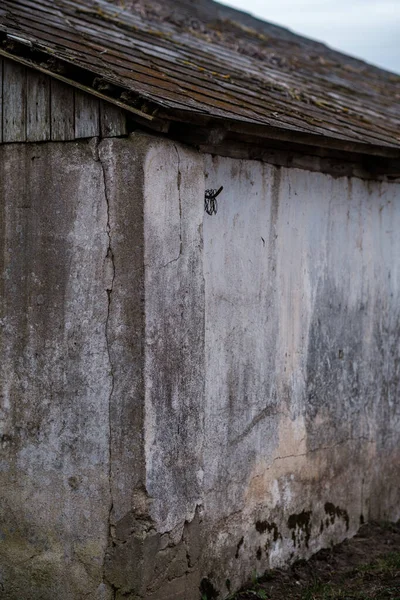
255, 520, 281, 541
288, 510, 312, 548
200, 577, 220, 599
305, 274, 400, 450
235, 536, 244, 559
324, 502, 350, 531
305, 281, 368, 450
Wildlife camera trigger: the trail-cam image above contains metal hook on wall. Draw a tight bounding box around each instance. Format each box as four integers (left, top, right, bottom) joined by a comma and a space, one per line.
204, 186, 223, 216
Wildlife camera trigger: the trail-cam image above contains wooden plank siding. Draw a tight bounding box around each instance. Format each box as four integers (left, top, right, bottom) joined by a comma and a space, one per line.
51, 79, 75, 141
100, 102, 129, 138
74, 89, 100, 139
0, 58, 2, 144
27, 68, 51, 141
0, 57, 127, 143
3, 59, 27, 143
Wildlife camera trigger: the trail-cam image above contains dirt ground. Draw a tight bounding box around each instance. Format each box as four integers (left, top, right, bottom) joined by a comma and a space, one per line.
234, 522, 400, 600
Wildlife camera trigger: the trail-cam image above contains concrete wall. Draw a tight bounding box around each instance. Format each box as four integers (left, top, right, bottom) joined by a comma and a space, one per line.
0, 136, 149, 600
200, 156, 400, 595
0, 140, 113, 599
1, 133, 400, 599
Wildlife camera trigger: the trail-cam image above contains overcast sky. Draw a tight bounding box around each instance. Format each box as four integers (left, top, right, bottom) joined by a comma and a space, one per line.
220, 0, 400, 74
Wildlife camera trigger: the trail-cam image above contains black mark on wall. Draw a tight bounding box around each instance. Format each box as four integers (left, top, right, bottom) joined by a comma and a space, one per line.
255, 520, 281, 541
324, 502, 350, 531
235, 536, 244, 559
288, 510, 312, 548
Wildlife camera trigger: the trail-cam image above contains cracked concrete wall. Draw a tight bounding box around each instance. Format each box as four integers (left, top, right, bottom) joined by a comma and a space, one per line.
103, 136, 206, 600
201, 156, 400, 596
0, 132, 205, 600
0, 140, 113, 599
103, 138, 400, 599
1, 133, 400, 600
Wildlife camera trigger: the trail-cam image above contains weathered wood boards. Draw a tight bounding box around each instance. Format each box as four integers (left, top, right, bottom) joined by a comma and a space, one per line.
50, 79, 75, 141
3, 58, 27, 143
27, 68, 50, 142
0, 57, 128, 143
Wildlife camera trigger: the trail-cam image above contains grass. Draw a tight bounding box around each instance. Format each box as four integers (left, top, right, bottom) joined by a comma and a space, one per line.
200, 523, 400, 600
354, 552, 400, 577
299, 551, 400, 600
223, 551, 400, 600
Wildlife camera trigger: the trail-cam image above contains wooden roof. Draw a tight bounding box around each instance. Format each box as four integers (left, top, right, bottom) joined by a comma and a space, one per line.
1, 0, 400, 157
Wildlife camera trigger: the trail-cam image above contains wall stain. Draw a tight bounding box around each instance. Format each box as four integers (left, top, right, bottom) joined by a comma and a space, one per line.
324, 502, 350, 531
200, 577, 220, 599
287, 510, 312, 548
235, 536, 244, 559
255, 520, 281, 541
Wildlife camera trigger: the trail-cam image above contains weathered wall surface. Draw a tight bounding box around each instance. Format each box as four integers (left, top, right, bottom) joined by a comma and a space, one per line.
0, 135, 155, 600
200, 156, 400, 595
0, 140, 113, 599
1, 133, 400, 600
104, 136, 206, 600
0, 134, 206, 600
104, 139, 400, 599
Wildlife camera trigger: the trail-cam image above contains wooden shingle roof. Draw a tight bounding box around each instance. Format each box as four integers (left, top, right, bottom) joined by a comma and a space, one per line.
1, 0, 400, 158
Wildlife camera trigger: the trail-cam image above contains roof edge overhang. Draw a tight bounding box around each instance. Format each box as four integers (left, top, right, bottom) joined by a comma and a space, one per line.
1, 37, 400, 178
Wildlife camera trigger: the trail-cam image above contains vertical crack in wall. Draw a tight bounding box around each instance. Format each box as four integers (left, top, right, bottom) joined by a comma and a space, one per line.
97, 140, 117, 600
175, 143, 183, 259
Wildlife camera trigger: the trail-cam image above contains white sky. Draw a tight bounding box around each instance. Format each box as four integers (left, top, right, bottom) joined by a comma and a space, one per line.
220, 0, 400, 74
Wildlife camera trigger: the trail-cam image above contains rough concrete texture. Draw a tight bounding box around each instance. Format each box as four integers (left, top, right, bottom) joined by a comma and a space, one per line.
0, 140, 112, 599
201, 156, 400, 596
0, 134, 205, 599
103, 136, 205, 600
1, 133, 400, 600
